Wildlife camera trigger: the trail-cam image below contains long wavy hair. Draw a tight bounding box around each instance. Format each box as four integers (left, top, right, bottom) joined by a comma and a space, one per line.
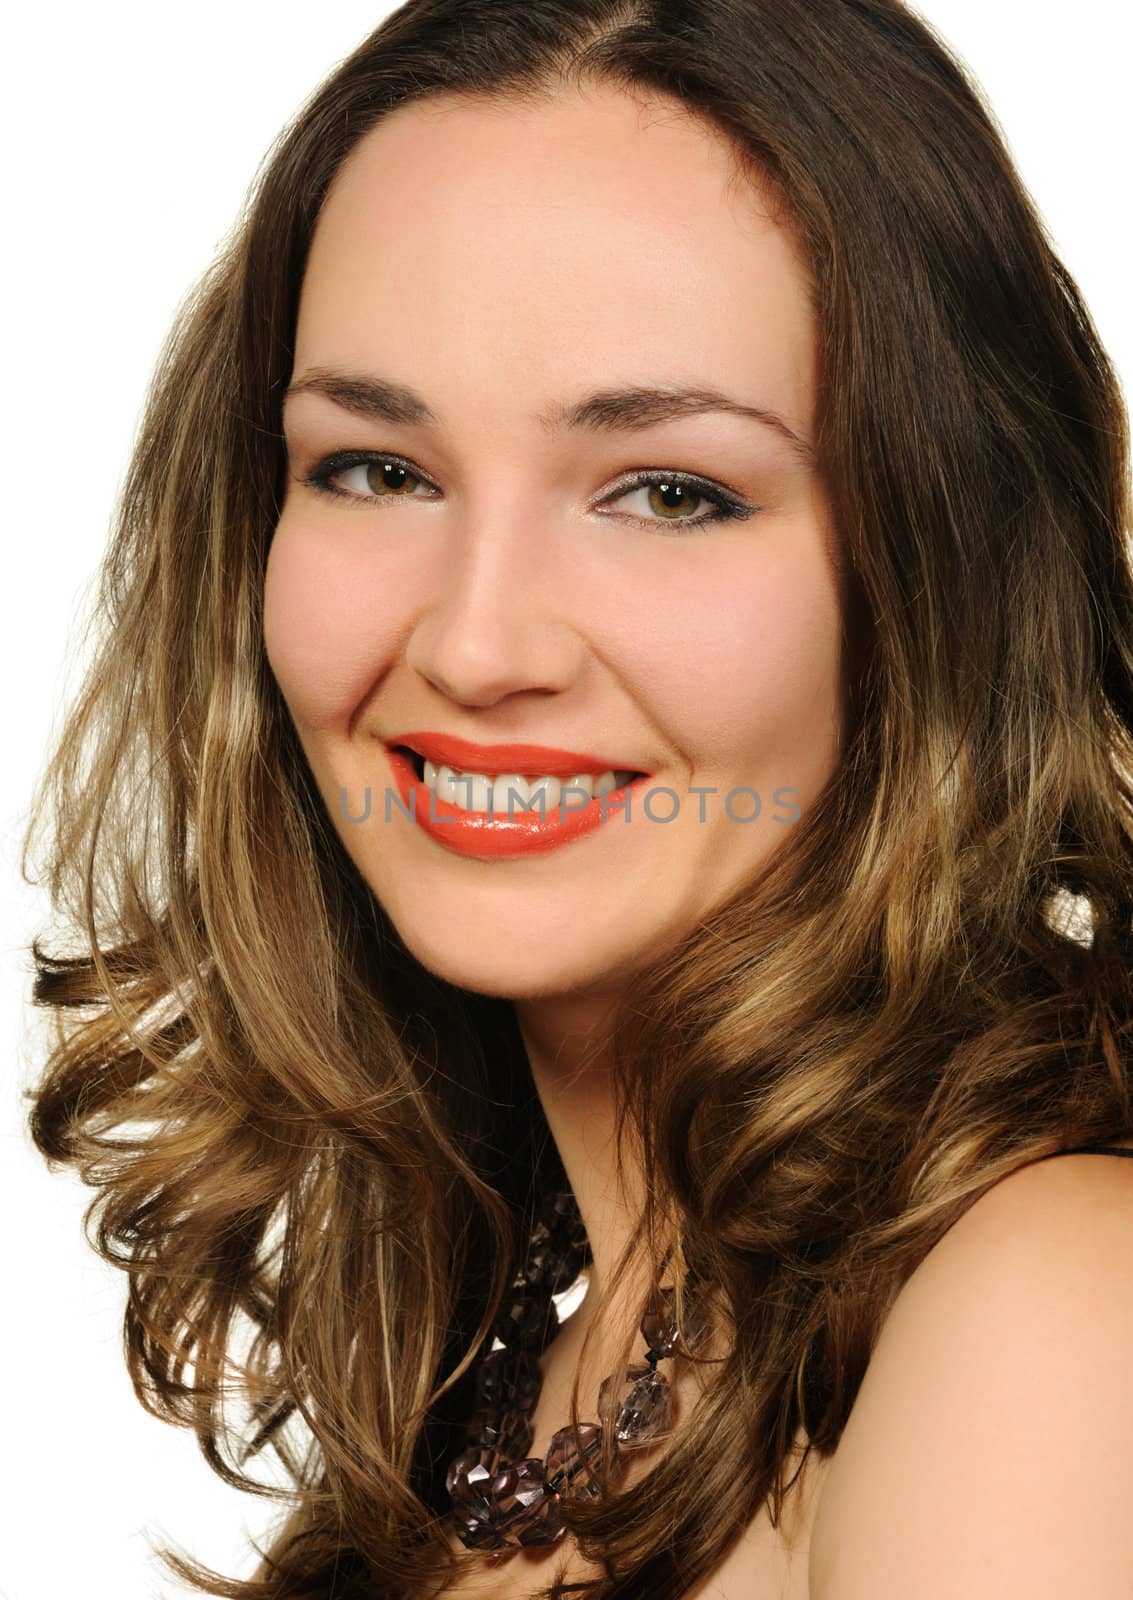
20, 1, 1133, 1596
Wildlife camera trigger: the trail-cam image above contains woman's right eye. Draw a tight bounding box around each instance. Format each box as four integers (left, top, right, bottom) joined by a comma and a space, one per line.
303, 451, 435, 502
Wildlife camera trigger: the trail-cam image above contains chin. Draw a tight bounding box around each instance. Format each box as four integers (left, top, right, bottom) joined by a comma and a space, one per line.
390, 917, 637, 1003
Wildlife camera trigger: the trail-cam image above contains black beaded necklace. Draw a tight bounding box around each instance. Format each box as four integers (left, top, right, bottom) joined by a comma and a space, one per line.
446, 1186, 706, 1553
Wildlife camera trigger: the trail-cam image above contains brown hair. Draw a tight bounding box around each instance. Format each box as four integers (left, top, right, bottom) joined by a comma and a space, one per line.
20, 1, 1133, 1596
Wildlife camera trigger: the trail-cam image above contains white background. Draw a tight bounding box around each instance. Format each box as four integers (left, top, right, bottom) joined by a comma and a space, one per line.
2, 4, 1130, 1597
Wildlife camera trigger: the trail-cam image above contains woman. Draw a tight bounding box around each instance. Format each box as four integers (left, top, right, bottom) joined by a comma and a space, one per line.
21, 1, 1133, 1597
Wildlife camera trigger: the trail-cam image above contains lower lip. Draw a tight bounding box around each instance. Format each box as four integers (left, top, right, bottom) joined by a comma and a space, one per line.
384, 747, 651, 860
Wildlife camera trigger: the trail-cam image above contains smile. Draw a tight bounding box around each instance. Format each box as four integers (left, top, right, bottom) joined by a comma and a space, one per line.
421, 758, 639, 812
383, 743, 651, 860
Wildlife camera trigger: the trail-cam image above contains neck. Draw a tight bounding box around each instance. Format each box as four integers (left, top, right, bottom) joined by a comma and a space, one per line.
513, 991, 654, 1325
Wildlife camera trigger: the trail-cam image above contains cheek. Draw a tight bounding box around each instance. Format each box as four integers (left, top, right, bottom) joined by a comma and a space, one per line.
262, 519, 400, 731
630, 538, 842, 768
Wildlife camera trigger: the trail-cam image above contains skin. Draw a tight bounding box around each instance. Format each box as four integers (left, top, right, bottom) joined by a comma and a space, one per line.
263, 81, 847, 1314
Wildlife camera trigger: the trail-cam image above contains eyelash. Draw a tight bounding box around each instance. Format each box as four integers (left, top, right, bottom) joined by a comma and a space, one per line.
299, 449, 758, 532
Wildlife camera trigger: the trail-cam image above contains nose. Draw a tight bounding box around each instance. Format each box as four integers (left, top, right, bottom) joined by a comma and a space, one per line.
404, 509, 586, 709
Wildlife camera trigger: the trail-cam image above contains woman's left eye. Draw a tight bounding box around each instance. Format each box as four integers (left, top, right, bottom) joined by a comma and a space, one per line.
300, 451, 758, 531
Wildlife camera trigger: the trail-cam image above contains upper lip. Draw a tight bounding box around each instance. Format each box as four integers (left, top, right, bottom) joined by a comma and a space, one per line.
384, 732, 647, 778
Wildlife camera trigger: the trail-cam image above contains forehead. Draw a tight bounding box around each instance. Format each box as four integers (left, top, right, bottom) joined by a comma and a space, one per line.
293, 84, 816, 439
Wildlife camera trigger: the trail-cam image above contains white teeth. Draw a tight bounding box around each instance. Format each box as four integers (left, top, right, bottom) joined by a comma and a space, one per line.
420, 759, 636, 815
490, 771, 532, 803
524, 775, 562, 812
462, 771, 495, 812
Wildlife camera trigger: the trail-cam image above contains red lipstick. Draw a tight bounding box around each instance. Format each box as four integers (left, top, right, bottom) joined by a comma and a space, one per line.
381, 737, 650, 860
386, 732, 647, 779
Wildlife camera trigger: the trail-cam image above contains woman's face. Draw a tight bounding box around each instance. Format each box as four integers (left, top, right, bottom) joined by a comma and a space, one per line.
265, 82, 846, 1003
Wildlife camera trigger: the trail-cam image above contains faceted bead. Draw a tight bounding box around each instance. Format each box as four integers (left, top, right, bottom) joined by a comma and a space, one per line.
475, 1346, 543, 1415
466, 1407, 533, 1465
448, 1449, 508, 1551
543, 1190, 589, 1256
488, 1457, 567, 1548
640, 1284, 708, 1359
489, 1286, 558, 1350
524, 1222, 588, 1295
446, 1445, 494, 1504
523, 1222, 556, 1288
452, 1505, 506, 1550
544, 1421, 605, 1501
597, 1362, 674, 1447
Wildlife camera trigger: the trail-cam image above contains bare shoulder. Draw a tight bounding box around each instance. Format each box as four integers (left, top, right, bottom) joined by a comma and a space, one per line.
808, 1142, 1133, 1599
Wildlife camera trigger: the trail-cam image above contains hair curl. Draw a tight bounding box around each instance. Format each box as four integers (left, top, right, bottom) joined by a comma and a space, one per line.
20, 1, 1133, 1596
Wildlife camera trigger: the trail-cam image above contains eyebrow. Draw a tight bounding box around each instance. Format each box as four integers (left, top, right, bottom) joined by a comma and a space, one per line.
283, 367, 816, 468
